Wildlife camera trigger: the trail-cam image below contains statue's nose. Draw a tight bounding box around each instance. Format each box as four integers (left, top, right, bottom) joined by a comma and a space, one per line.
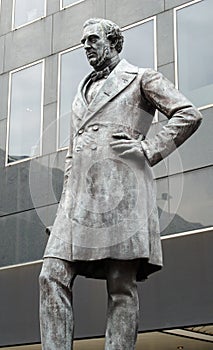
84, 39, 91, 50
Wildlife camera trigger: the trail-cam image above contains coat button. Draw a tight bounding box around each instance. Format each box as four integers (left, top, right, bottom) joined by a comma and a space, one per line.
75, 146, 82, 152
92, 124, 99, 131
78, 128, 84, 135
91, 144, 97, 150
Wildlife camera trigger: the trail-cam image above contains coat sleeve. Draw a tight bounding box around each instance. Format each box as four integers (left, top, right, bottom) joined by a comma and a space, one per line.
140, 68, 202, 167
60, 113, 74, 203
62, 147, 72, 191
45, 116, 73, 232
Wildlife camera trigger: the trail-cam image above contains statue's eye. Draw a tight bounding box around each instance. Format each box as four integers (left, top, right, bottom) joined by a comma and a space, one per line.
90, 35, 99, 43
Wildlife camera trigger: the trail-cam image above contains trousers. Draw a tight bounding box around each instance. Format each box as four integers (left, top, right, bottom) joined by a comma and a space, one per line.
39, 257, 140, 350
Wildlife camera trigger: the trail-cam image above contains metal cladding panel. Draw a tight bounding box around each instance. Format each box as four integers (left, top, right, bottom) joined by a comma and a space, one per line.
140, 230, 213, 330
0, 230, 212, 346
0, 263, 41, 346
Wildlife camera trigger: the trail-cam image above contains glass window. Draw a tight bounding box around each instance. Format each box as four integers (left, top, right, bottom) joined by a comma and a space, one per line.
176, 0, 213, 108
7, 62, 43, 164
58, 47, 89, 148
61, 0, 84, 8
13, 0, 45, 29
122, 18, 157, 122
161, 166, 213, 236
58, 19, 156, 149
121, 19, 156, 68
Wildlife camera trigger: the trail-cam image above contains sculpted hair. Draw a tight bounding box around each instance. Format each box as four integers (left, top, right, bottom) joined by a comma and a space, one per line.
83, 18, 124, 53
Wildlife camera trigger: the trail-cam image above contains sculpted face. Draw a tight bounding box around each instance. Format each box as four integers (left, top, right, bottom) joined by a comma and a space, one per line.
81, 23, 113, 70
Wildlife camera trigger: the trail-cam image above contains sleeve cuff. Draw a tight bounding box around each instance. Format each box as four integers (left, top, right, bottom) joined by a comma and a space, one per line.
141, 140, 152, 166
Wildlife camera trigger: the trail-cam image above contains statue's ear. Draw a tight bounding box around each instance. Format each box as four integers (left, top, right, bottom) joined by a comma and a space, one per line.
107, 34, 118, 48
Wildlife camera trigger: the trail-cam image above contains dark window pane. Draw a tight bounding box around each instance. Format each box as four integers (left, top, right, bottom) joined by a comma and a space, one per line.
8, 62, 43, 164
0, 207, 50, 267
177, 0, 213, 108
161, 167, 213, 235
14, 0, 45, 28
121, 19, 155, 68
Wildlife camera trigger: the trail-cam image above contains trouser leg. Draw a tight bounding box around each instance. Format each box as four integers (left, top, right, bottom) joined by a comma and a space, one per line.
39, 258, 77, 350
104, 259, 139, 350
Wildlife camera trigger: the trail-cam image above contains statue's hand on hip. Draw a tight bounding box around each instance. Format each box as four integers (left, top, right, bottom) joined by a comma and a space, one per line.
110, 132, 144, 163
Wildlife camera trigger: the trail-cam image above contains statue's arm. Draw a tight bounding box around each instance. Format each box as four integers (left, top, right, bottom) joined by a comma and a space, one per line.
140, 69, 202, 167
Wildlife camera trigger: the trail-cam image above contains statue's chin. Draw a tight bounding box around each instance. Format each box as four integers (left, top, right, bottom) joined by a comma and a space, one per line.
88, 58, 97, 67
88, 56, 109, 70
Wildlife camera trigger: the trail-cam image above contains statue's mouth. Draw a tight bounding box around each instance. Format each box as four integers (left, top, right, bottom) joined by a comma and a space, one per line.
87, 52, 96, 59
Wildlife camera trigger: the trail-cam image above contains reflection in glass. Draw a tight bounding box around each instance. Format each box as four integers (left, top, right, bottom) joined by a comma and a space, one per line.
59, 47, 89, 148
58, 20, 155, 148
166, 166, 213, 234
13, 0, 45, 28
62, 0, 83, 7
8, 62, 43, 164
121, 19, 155, 68
177, 0, 213, 108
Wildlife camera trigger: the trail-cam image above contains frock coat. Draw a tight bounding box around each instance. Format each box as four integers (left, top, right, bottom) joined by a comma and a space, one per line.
44, 59, 202, 280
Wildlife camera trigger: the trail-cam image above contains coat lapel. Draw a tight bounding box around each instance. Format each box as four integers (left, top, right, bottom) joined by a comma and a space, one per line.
72, 73, 91, 120
74, 59, 138, 135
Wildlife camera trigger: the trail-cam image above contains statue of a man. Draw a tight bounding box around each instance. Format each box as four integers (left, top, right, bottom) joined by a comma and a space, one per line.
39, 18, 202, 349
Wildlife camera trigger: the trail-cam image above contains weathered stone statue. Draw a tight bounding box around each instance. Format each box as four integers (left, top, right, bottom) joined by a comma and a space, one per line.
39, 18, 202, 349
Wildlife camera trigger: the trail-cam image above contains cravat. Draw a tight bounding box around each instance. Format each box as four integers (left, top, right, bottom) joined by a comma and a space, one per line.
90, 66, 111, 82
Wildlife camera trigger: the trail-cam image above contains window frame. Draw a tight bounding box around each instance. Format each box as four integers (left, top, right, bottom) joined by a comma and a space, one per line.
57, 17, 157, 151
12, 0, 47, 30
174, 0, 213, 111
6, 59, 45, 167
60, 0, 85, 10
121, 16, 157, 71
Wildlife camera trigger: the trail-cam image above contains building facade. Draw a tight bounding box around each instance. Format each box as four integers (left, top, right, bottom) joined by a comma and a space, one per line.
0, 0, 212, 348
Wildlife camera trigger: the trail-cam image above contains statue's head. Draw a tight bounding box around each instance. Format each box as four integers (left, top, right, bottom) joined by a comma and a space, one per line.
81, 18, 124, 70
